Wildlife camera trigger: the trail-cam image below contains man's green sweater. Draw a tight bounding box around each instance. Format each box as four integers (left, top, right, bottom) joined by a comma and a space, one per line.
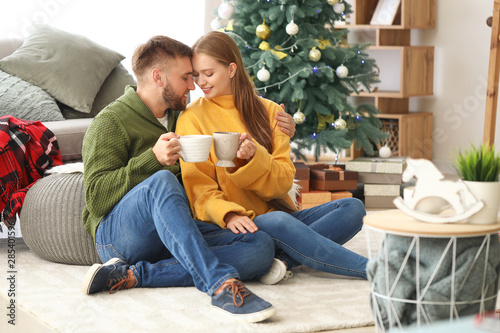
82, 86, 181, 241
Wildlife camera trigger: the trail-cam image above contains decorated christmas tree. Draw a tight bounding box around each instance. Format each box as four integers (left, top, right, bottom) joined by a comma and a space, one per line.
211, 0, 388, 161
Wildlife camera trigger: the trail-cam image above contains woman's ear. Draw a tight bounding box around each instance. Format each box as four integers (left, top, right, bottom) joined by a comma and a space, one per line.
229, 63, 237, 79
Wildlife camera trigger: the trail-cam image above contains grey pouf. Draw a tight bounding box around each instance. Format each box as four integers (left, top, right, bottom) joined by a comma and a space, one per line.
20, 172, 101, 265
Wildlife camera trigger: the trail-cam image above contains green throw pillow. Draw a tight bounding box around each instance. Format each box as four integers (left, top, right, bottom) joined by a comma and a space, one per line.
0, 70, 64, 122
0, 23, 125, 113
60, 64, 136, 119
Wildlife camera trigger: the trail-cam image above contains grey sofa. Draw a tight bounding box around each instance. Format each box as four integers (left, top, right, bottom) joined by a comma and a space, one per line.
0, 26, 136, 265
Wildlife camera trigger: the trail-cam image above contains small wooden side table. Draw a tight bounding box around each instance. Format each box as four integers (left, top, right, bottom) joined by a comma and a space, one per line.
363, 210, 500, 332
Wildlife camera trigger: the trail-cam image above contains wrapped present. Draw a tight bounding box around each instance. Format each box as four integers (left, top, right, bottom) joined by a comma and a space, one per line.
299, 190, 353, 210
346, 157, 407, 174
357, 172, 403, 185
331, 190, 353, 201
300, 190, 331, 204
365, 196, 397, 209
294, 162, 310, 179
309, 168, 358, 191
294, 162, 310, 191
364, 184, 401, 197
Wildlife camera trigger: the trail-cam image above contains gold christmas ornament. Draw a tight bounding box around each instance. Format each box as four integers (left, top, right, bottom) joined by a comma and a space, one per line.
309, 48, 321, 62
334, 117, 347, 130
327, 0, 339, 5
256, 19, 272, 40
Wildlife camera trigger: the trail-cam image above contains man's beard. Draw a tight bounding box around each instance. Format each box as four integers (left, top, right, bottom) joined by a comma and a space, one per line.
162, 82, 186, 110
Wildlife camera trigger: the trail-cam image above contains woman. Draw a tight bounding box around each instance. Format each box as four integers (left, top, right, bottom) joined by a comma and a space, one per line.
176, 31, 368, 284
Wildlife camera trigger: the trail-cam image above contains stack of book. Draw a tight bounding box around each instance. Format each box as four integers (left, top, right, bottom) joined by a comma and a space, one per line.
345, 157, 407, 209
294, 162, 357, 210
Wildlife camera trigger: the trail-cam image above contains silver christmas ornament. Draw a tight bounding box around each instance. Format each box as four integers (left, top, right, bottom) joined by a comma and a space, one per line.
336, 65, 349, 78
293, 110, 306, 124
257, 67, 271, 82
218, 2, 234, 20
379, 145, 392, 158
286, 20, 299, 36
333, 2, 345, 14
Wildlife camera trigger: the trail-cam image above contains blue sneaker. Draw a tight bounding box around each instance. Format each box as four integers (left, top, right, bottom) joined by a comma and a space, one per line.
81, 258, 136, 295
211, 280, 276, 323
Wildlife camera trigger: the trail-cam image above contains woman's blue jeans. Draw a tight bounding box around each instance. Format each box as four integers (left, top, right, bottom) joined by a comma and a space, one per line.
253, 198, 368, 279
95, 170, 274, 295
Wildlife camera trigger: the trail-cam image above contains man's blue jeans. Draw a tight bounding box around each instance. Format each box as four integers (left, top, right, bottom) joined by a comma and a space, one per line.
95, 170, 274, 295
253, 198, 368, 279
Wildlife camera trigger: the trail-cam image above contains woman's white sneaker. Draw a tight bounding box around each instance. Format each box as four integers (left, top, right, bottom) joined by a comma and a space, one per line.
258, 258, 287, 285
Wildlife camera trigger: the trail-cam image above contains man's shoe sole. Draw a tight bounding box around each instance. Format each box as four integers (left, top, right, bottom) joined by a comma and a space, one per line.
211, 304, 277, 323
81, 258, 123, 295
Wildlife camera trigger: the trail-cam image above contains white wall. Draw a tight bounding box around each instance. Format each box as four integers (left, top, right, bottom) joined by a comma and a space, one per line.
0, 0, 207, 75
412, 0, 496, 173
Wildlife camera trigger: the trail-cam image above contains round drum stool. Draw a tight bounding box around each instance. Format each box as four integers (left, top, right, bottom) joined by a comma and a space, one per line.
20, 172, 101, 265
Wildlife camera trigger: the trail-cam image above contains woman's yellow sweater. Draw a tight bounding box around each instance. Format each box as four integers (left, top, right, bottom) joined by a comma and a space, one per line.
176, 95, 296, 228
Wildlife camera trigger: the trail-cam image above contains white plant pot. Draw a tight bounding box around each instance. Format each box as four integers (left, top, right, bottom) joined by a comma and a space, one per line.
464, 180, 500, 224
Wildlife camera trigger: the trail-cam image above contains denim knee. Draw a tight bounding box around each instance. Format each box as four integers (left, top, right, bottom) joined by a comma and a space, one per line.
345, 197, 366, 230
246, 230, 274, 273
147, 170, 184, 193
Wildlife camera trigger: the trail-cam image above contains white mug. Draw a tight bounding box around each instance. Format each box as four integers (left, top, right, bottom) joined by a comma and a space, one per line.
213, 132, 241, 167
172, 135, 213, 163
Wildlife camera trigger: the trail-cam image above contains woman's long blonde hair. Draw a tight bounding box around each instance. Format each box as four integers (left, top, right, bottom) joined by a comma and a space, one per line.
192, 31, 295, 212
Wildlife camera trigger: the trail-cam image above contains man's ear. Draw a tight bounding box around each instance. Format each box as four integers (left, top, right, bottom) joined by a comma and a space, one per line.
229, 63, 237, 79
152, 68, 164, 87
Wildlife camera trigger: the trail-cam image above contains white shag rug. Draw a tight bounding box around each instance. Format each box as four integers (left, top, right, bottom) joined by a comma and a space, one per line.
0, 228, 377, 333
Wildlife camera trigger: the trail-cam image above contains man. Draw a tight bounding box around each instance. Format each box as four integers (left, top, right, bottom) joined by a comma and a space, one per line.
80, 35, 296, 323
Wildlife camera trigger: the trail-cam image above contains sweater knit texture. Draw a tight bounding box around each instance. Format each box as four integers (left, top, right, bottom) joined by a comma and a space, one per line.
176, 95, 296, 228
82, 85, 181, 240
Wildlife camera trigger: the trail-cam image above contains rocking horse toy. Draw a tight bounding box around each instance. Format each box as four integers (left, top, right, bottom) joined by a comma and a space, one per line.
393, 158, 485, 223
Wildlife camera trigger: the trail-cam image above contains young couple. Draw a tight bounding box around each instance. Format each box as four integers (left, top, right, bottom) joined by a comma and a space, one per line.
81, 31, 367, 323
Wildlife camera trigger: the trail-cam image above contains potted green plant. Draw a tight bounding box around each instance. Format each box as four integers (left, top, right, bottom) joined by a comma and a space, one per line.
453, 143, 500, 224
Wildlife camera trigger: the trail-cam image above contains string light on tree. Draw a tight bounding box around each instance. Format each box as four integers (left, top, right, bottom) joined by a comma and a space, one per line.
286, 20, 299, 36
257, 66, 271, 81
309, 48, 321, 62
218, 2, 234, 20
333, 2, 345, 14
335, 64, 349, 78
256, 19, 272, 40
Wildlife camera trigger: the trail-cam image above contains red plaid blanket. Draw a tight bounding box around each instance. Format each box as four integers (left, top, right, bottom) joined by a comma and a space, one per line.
0, 116, 63, 228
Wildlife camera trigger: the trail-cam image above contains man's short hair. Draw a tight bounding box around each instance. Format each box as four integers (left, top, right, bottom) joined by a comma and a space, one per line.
131, 35, 192, 82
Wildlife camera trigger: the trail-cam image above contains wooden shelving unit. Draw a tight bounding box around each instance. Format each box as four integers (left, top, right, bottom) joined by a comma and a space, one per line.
338, 0, 436, 159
